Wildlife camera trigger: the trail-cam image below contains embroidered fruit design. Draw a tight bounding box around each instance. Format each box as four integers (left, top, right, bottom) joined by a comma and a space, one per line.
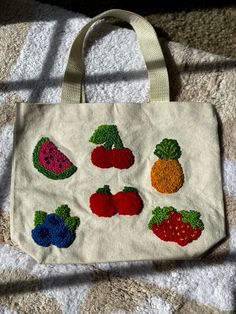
114, 187, 143, 215
89, 185, 143, 217
31, 205, 80, 248
89, 185, 117, 217
33, 137, 77, 179
148, 206, 204, 246
89, 125, 135, 169
151, 138, 184, 193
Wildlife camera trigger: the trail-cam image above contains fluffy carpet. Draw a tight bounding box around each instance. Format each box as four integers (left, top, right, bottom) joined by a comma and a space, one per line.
0, 0, 236, 313
39, 0, 236, 58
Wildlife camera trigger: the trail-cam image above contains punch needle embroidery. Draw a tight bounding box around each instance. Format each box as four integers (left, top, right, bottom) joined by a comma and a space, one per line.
114, 187, 143, 215
151, 138, 184, 193
89, 186, 143, 217
148, 206, 204, 246
32, 137, 77, 180
89, 125, 135, 169
32, 205, 80, 248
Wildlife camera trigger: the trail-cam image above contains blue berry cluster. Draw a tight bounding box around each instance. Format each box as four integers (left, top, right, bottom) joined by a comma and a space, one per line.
31, 206, 79, 248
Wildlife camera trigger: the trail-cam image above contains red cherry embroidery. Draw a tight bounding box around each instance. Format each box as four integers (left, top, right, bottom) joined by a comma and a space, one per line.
89, 186, 143, 217
89, 185, 117, 217
89, 125, 134, 169
113, 187, 143, 215
91, 146, 113, 168
112, 148, 135, 169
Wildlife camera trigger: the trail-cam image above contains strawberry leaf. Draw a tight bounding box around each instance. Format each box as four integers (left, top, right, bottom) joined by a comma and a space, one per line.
180, 210, 204, 229
34, 211, 47, 226
148, 206, 176, 229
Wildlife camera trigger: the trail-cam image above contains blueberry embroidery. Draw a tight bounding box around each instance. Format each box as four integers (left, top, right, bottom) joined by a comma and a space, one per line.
31, 205, 80, 248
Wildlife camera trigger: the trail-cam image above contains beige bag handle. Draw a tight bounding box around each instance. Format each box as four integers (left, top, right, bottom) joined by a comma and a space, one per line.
61, 9, 169, 103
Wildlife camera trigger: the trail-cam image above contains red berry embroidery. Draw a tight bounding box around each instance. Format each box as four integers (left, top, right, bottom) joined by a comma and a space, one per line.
89, 186, 143, 217
148, 207, 204, 246
89, 125, 134, 169
114, 187, 143, 215
91, 146, 112, 168
112, 148, 135, 170
89, 185, 117, 217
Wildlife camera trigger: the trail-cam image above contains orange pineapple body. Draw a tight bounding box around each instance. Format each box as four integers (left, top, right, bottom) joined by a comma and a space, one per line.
151, 159, 184, 193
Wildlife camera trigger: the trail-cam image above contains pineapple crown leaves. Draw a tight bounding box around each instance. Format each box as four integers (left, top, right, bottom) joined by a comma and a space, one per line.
89, 125, 124, 149
154, 138, 182, 160
148, 206, 176, 229
180, 210, 204, 230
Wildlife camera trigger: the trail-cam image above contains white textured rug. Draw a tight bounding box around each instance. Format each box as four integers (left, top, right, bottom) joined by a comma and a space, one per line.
0, 1, 236, 313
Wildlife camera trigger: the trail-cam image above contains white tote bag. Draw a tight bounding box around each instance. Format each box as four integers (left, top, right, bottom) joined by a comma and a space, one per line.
10, 9, 225, 264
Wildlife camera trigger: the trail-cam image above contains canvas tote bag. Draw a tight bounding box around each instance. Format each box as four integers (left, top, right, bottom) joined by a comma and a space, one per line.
10, 9, 225, 264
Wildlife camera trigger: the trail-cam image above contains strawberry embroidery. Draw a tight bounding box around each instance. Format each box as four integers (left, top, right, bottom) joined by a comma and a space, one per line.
89, 125, 135, 169
148, 207, 204, 246
114, 187, 143, 215
89, 185, 143, 217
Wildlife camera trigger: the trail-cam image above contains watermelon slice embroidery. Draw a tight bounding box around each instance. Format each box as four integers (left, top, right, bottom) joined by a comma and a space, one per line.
33, 137, 77, 180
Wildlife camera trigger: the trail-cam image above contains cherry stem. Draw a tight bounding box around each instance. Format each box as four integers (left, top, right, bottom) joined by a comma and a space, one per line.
122, 186, 138, 193
96, 185, 111, 194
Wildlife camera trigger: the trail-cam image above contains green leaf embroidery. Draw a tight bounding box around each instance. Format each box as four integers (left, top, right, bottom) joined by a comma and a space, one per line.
180, 210, 204, 229
34, 210, 47, 226
65, 216, 80, 231
154, 138, 182, 160
148, 207, 175, 229
96, 185, 112, 194
55, 204, 70, 221
89, 125, 124, 149
122, 186, 138, 193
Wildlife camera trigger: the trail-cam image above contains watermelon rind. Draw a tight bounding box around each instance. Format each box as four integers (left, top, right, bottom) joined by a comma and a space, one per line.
32, 137, 77, 180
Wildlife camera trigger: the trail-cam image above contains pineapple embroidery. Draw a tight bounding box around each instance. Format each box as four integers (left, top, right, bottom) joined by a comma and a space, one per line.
151, 138, 184, 193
